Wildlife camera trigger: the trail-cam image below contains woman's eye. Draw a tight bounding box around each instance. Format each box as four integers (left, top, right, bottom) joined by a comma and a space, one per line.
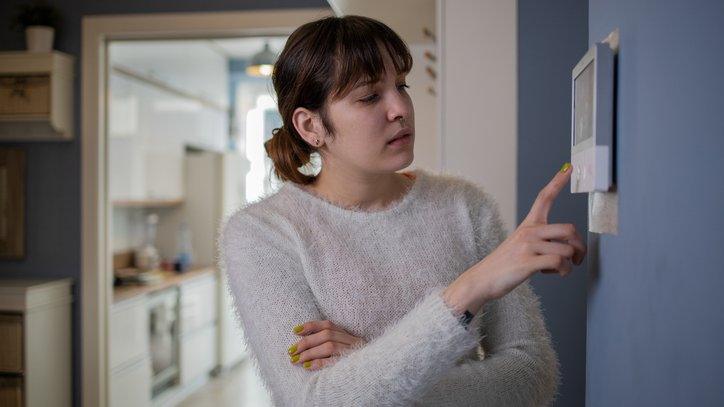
360, 84, 408, 103
361, 94, 379, 103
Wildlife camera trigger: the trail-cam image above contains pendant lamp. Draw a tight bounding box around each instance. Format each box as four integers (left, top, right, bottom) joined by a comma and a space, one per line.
246, 41, 276, 77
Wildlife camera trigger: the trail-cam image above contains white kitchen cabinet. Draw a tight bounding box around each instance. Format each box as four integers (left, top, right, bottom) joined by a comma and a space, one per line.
219, 272, 248, 369
0, 278, 73, 407
110, 295, 152, 407
107, 41, 229, 205
108, 40, 229, 158
110, 294, 150, 369
108, 76, 185, 206
110, 356, 152, 407
179, 324, 217, 387
178, 272, 217, 335
109, 133, 185, 204
178, 272, 218, 386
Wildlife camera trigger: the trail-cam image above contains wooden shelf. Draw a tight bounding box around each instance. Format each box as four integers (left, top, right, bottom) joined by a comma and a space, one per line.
0, 51, 74, 142
112, 199, 184, 208
0, 114, 51, 121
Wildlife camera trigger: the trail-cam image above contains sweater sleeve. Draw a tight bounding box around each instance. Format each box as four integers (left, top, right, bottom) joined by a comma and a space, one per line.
411, 185, 560, 406
218, 210, 486, 407
414, 281, 561, 407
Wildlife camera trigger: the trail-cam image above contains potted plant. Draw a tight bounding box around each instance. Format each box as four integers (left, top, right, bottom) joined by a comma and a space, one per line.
10, 1, 61, 53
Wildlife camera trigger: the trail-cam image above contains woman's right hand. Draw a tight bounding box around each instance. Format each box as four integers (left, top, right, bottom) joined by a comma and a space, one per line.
477, 163, 586, 301
443, 164, 587, 314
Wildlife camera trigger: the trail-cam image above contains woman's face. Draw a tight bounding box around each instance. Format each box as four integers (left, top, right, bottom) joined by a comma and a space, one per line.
320, 51, 415, 175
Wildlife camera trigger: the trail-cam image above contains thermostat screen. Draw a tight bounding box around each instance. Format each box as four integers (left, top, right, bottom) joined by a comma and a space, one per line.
574, 61, 595, 145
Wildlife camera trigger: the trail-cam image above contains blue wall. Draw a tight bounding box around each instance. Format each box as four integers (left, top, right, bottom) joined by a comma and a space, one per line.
587, 0, 724, 405
518, 1, 589, 406
0, 1, 327, 406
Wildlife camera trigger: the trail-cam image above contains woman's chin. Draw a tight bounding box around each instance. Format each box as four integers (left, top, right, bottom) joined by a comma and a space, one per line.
388, 150, 414, 171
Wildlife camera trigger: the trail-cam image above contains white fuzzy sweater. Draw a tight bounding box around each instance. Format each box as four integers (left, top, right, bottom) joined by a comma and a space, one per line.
218, 168, 560, 406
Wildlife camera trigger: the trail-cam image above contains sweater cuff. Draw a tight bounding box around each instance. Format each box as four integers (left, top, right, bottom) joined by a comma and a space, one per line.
428, 285, 484, 349
435, 285, 485, 331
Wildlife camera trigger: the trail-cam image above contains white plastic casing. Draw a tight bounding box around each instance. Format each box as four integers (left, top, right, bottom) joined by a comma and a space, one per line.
570, 42, 614, 193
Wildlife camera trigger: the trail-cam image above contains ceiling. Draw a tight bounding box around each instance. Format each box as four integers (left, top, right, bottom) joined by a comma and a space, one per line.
110, 36, 289, 62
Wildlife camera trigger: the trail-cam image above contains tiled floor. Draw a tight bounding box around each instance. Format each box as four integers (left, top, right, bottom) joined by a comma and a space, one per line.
177, 360, 273, 407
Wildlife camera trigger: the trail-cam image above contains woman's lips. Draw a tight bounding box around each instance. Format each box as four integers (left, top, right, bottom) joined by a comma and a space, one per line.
387, 133, 412, 147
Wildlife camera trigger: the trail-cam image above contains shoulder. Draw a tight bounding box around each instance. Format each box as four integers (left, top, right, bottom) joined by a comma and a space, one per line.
419, 169, 501, 216
217, 185, 299, 255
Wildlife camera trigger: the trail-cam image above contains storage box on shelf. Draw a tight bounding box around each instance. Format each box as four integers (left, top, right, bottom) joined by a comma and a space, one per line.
0, 51, 74, 141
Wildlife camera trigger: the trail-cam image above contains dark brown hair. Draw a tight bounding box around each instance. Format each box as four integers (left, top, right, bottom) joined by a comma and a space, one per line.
264, 15, 413, 184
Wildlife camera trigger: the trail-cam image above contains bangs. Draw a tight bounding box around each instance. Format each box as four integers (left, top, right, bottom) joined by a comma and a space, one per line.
328, 17, 413, 100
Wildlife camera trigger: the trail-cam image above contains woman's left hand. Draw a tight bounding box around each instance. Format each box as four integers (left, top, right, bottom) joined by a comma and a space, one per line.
288, 320, 366, 371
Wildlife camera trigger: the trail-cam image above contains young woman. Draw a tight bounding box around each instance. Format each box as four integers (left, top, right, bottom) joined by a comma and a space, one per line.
220, 15, 586, 406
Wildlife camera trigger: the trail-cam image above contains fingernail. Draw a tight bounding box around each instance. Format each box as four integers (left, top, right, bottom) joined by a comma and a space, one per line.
293, 324, 304, 334
303, 361, 312, 369
288, 344, 297, 355
560, 162, 572, 173
290, 354, 300, 363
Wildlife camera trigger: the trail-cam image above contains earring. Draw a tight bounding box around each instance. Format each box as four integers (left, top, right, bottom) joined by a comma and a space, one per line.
315, 139, 319, 145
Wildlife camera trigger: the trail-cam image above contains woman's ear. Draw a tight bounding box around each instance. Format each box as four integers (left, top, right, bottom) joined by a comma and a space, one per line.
292, 107, 325, 147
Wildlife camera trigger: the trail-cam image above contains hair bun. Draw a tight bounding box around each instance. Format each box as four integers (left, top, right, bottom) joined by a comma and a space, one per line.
264, 125, 315, 184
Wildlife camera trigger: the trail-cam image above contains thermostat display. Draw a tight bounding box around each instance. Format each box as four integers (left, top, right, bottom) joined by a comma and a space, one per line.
574, 61, 594, 145
570, 42, 614, 193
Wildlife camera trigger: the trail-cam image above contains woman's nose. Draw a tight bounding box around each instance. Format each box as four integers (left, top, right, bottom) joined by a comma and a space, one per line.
386, 93, 411, 123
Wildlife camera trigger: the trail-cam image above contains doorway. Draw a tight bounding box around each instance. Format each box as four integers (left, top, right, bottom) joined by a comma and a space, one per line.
81, 8, 332, 407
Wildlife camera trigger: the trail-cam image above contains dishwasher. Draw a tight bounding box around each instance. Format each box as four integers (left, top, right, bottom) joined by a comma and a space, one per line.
148, 286, 180, 397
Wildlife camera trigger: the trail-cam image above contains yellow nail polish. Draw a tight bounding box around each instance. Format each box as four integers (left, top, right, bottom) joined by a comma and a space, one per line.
293, 324, 304, 334
560, 162, 572, 173
303, 361, 312, 369
291, 354, 300, 363
288, 344, 297, 355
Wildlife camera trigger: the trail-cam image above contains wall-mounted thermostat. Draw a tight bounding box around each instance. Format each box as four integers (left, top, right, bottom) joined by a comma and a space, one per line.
570, 41, 615, 193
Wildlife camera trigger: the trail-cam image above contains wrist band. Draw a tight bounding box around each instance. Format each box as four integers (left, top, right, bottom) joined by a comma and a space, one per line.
458, 310, 474, 329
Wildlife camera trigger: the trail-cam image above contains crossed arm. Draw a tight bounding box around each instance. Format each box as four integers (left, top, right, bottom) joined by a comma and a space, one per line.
221, 211, 487, 407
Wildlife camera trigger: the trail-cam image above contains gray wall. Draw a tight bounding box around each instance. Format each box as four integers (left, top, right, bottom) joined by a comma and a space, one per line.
0, 1, 327, 406
518, 1, 589, 406
586, 0, 724, 405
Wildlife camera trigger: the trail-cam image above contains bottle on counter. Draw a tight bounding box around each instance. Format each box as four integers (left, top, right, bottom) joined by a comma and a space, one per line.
174, 221, 194, 273
136, 213, 161, 272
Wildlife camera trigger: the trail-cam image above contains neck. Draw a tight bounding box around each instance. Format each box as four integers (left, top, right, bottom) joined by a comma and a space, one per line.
306, 165, 413, 211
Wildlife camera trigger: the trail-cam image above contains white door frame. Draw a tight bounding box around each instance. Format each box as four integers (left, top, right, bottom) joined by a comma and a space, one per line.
81, 8, 332, 406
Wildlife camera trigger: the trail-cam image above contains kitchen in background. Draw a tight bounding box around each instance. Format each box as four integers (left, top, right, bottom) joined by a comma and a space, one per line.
107, 37, 291, 406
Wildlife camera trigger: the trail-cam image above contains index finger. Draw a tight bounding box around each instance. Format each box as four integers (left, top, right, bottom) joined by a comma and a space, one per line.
523, 163, 572, 225
293, 320, 346, 336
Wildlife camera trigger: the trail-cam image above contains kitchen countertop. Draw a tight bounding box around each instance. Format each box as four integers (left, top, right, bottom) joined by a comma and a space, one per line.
113, 266, 216, 304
